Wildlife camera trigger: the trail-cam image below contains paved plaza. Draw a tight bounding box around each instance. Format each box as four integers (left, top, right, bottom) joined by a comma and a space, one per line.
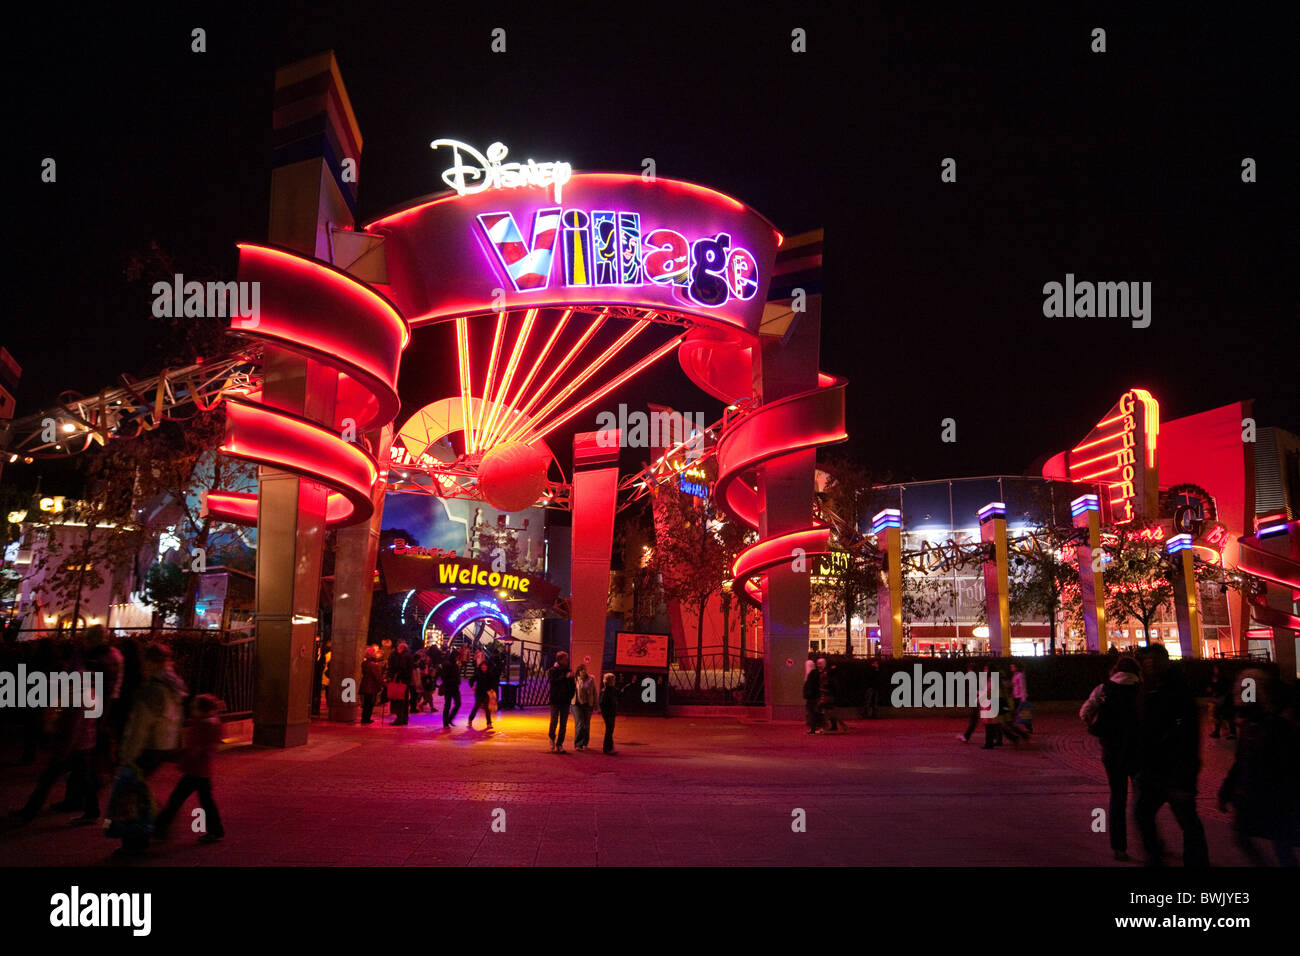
0, 701, 1271, 868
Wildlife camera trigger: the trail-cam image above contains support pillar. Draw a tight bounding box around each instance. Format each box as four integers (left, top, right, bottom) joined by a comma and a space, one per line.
755, 297, 822, 720
873, 509, 903, 657
570, 429, 620, 675
979, 502, 1011, 656
1071, 494, 1106, 652
251, 53, 363, 746
1166, 534, 1203, 660
328, 424, 393, 722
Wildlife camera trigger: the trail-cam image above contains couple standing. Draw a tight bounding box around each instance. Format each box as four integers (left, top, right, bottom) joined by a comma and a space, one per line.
546, 651, 617, 753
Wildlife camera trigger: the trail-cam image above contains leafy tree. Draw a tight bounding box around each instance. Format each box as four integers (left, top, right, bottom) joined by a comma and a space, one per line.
812, 458, 882, 656
1103, 524, 1176, 648
646, 480, 738, 690
1008, 522, 1082, 654
143, 560, 187, 623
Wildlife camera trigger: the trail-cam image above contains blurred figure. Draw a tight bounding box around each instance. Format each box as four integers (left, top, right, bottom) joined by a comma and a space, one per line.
1208, 664, 1236, 739
1134, 643, 1209, 867
11, 642, 100, 825
1217, 669, 1299, 866
1010, 662, 1028, 722
467, 649, 499, 730
83, 625, 123, 769
153, 694, 225, 844
360, 645, 384, 725
1081, 656, 1142, 860
439, 649, 462, 729
112, 643, 187, 854
957, 663, 979, 743
803, 660, 822, 735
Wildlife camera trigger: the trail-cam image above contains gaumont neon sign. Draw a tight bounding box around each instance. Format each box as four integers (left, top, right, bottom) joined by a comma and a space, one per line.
477, 205, 760, 308
432, 139, 572, 202
1067, 388, 1160, 524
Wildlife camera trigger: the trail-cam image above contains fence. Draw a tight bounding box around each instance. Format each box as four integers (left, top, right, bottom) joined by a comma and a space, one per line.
2, 626, 257, 721
667, 650, 765, 706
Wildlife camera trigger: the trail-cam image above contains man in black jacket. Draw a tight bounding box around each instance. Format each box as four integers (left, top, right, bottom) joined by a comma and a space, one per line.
547, 651, 576, 752
439, 650, 462, 729
1134, 643, 1209, 866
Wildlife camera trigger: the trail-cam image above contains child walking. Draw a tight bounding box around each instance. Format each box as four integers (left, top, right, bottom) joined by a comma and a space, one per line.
153, 694, 225, 844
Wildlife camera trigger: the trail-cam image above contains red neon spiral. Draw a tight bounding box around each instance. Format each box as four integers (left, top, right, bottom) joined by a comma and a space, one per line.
206, 244, 409, 528
682, 330, 847, 606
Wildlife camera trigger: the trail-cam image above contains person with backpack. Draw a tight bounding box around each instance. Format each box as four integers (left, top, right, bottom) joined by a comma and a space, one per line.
1080, 656, 1142, 861
1133, 643, 1210, 867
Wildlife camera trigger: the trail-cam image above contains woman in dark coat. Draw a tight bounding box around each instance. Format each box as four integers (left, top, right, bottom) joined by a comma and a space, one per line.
360, 646, 384, 725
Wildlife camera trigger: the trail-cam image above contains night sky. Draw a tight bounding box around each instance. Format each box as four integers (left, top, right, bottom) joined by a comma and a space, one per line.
10, 4, 1296, 495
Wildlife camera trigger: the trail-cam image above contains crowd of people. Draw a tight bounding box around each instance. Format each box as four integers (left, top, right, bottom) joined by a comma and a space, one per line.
6, 628, 225, 857
1080, 644, 1299, 867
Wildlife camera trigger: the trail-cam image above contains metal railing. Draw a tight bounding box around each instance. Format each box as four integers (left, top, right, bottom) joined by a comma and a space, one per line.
1, 626, 256, 721
667, 651, 764, 705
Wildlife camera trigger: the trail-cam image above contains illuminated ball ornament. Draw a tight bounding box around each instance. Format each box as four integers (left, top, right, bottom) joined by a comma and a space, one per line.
477, 441, 549, 512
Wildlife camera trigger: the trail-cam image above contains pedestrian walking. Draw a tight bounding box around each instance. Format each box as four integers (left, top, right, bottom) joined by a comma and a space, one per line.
439, 649, 462, 729
110, 643, 187, 854
386, 642, 415, 725
547, 652, 576, 752
1133, 643, 1210, 867
1010, 663, 1028, 722
360, 645, 384, 725
467, 650, 499, 730
1217, 669, 1300, 866
818, 659, 847, 732
957, 664, 980, 743
11, 646, 100, 826
1080, 656, 1142, 860
572, 663, 597, 750
153, 694, 225, 844
599, 673, 618, 754
1208, 664, 1236, 739
803, 660, 823, 734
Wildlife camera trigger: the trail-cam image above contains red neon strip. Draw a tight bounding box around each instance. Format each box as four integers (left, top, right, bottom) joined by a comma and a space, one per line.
481, 308, 538, 448
1071, 427, 1129, 455
1074, 464, 1124, 481
518, 334, 684, 444
236, 244, 409, 349
1071, 446, 1133, 471
505, 317, 651, 444
455, 317, 474, 453
494, 308, 572, 443
496, 309, 609, 444
474, 312, 509, 450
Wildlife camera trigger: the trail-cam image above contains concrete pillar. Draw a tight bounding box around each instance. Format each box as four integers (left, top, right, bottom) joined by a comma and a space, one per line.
754, 297, 821, 719
570, 429, 620, 675
1071, 494, 1106, 652
250, 52, 363, 747
979, 503, 1011, 656
328, 424, 393, 722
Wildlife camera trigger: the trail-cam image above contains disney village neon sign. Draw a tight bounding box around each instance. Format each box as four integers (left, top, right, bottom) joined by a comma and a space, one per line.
432, 139, 761, 310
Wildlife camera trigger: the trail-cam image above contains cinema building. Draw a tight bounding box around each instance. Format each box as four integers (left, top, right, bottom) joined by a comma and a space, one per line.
807, 394, 1299, 672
